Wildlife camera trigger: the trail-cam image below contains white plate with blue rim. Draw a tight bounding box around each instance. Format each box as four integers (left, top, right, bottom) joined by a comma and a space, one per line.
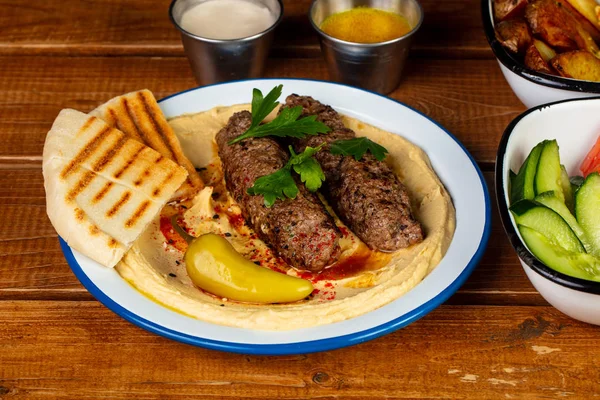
60, 78, 491, 355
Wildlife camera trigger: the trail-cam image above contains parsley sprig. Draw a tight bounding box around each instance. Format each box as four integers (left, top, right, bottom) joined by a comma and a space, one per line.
228, 86, 330, 145
247, 145, 325, 207
231, 85, 391, 207
330, 137, 388, 161
289, 145, 326, 192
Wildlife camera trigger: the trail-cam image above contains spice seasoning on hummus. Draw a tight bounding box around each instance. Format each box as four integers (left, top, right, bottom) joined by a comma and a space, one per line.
115, 104, 455, 330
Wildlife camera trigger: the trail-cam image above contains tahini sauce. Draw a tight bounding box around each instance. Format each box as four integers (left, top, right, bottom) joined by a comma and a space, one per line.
180, 0, 277, 40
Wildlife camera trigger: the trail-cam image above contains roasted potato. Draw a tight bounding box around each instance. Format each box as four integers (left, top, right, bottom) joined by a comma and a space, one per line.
524, 40, 557, 74
551, 50, 600, 81
494, 0, 528, 21
495, 19, 533, 54
564, 0, 600, 40
525, 0, 599, 54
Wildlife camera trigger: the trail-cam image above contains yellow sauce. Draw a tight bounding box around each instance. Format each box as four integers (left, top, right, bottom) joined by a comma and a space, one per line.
320, 7, 412, 44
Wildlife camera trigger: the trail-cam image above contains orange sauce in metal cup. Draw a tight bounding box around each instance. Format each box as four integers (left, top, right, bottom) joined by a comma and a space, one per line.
320, 7, 412, 44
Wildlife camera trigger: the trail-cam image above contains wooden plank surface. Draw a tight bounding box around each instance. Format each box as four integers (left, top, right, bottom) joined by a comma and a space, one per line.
0, 167, 544, 305
0, 302, 597, 399
0, 56, 524, 164
0, 0, 490, 58
4, 0, 599, 397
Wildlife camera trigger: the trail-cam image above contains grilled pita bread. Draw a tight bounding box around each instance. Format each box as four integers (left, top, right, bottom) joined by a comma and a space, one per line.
43, 109, 188, 268
90, 89, 203, 199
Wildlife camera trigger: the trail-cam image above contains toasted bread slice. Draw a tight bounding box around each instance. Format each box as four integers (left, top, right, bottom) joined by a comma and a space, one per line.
90, 90, 203, 199
43, 109, 188, 267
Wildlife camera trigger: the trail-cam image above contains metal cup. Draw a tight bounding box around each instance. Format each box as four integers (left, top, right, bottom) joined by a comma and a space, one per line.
309, 0, 423, 94
169, 0, 283, 85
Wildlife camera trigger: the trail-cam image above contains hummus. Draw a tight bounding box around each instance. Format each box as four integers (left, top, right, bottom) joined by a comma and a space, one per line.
116, 104, 456, 330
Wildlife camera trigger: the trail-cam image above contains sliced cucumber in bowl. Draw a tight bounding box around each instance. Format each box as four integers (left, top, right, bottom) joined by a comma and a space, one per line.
534, 140, 564, 202
575, 173, 600, 257
511, 141, 544, 203
508, 139, 600, 283
510, 200, 584, 254
518, 225, 600, 282
534, 191, 593, 253
560, 165, 574, 212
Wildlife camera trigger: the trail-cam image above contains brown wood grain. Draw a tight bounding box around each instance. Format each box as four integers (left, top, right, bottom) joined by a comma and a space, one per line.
0, 168, 543, 305
0, 55, 524, 164
0, 0, 490, 58
0, 301, 596, 399
2, 0, 598, 396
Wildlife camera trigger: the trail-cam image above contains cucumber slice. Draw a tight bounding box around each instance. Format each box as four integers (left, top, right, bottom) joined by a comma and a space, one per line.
535, 140, 564, 202
534, 191, 593, 253
575, 172, 600, 256
511, 200, 584, 253
511, 141, 545, 203
560, 165, 574, 212
518, 225, 600, 282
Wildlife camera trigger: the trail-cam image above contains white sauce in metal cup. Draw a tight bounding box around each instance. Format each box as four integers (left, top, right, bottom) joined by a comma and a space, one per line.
180, 0, 277, 40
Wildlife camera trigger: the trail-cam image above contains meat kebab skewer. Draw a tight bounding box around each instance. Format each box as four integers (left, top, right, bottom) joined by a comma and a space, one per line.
216, 111, 342, 272
283, 95, 424, 252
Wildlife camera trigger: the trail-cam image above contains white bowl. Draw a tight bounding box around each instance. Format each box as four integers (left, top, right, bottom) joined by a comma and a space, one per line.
482, 0, 600, 108
496, 97, 600, 325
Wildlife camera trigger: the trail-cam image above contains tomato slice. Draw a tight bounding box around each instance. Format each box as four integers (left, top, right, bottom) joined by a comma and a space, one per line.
582, 153, 600, 177
581, 134, 600, 176
588, 157, 600, 176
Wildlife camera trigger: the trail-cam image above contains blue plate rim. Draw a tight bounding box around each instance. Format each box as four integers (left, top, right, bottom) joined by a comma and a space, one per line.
61, 78, 492, 355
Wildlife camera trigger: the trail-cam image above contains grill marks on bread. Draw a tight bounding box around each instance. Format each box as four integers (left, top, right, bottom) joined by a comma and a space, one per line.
107, 192, 132, 217
90, 89, 204, 199
133, 167, 152, 187
123, 97, 175, 160
125, 201, 151, 228
138, 93, 176, 160
113, 143, 145, 179
62, 118, 171, 224
66, 170, 95, 202
74, 208, 85, 221
60, 120, 107, 179
93, 182, 113, 203
43, 108, 188, 268
56, 112, 187, 249
153, 170, 175, 197
92, 133, 128, 172
136, 91, 199, 193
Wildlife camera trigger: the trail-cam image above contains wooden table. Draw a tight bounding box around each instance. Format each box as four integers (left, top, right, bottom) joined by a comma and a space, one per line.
1, 0, 599, 398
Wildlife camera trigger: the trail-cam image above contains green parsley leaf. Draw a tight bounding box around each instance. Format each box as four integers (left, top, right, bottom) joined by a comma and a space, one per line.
250, 85, 282, 131
247, 165, 298, 207
330, 137, 388, 161
246, 145, 325, 206
228, 87, 331, 144
289, 144, 325, 192
246, 107, 330, 138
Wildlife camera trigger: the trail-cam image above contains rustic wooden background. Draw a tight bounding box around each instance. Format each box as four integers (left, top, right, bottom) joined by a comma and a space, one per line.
1, 0, 599, 398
